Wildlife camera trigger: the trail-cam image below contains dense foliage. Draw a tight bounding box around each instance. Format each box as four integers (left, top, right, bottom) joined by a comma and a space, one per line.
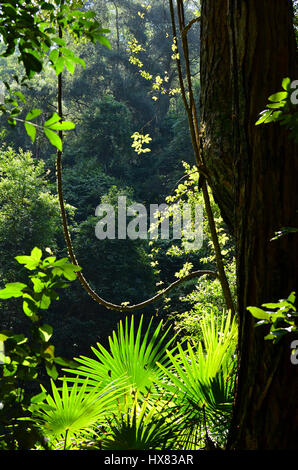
0, 0, 238, 450
0, 250, 237, 449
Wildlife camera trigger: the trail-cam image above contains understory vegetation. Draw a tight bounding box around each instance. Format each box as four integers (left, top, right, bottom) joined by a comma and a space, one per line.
0, 250, 237, 449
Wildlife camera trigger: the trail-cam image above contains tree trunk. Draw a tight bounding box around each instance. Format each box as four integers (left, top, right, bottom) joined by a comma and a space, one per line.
200, 0, 298, 449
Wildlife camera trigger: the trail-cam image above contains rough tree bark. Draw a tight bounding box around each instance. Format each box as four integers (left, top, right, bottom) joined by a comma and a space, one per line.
200, 0, 298, 449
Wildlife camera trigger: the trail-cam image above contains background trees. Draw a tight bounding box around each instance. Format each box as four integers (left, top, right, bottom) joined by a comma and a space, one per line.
0, 0, 208, 357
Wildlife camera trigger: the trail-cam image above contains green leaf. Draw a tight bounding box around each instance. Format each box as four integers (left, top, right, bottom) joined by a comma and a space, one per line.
45, 361, 59, 380
39, 293, 51, 310
31, 277, 44, 293
280, 226, 298, 234
51, 258, 69, 267
47, 120, 75, 131
261, 300, 291, 309
65, 315, 176, 399
267, 101, 286, 109
55, 56, 65, 75
255, 110, 271, 125
61, 263, 81, 281
32, 377, 125, 443
264, 329, 289, 342
5, 97, 18, 106
25, 108, 42, 121
7, 117, 17, 127
95, 34, 111, 49
44, 128, 62, 151
0, 332, 11, 342
15, 256, 39, 270
53, 356, 78, 368
23, 300, 35, 318
247, 306, 270, 320
64, 58, 75, 74
15, 255, 32, 264
9, 334, 27, 345
83, 11, 97, 19
72, 55, 85, 68
60, 47, 76, 60
282, 77, 291, 91
22, 52, 43, 77
25, 121, 37, 142
268, 91, 288, 102
39, 324, 53, 343
0, 282, 27, 299
15, 91, 26, 103
43, 344, 55, 361
42, 256, 57, 267
44, 112, 60, 127
10, 107, 21, 117
49, 48, 59, 64
263, 111, 283, 123
40, 2, 55, 11
288, 292, 296, 304
31, 247, 43, 262
52, 37, 66, 47
22, 295, 39, 321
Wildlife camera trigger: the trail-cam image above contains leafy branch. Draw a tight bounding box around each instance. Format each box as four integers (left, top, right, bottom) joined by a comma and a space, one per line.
248, 292, 298, 344
256, 77, 298, 142
0, 0, 111, 150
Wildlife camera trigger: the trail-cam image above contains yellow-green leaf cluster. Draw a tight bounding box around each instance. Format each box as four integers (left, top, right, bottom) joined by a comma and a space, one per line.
131, 131, 152, 155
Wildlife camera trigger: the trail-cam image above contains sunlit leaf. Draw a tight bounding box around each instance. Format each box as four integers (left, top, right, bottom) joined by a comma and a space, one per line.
282, 77, 291, 91
39, 324, 53, 343
24, 121, 37, 142
44, 112, 60, 127
268, 91, 288, 102
55, 56, 65, 75
247, 306, 270, 320
25, 108, 42, 121
44, 128, 62, 151
0, 282, 27, 299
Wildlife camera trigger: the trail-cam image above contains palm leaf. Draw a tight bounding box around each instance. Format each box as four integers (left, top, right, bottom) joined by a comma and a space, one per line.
100, 392, 182, 450
32, 376, 127, 449
157, 309, 237, 449
63, 315, 176, 397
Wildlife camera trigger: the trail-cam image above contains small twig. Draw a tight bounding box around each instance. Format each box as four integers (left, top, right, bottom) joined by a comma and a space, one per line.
169, 168, 199, 196
182, 17, 201, 37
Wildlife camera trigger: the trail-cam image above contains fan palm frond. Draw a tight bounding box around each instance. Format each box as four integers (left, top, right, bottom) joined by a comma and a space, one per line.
100, 391, 182, 450
157, 310, 237, 449
32, 376, 126, 449
64, 315, 175, 397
